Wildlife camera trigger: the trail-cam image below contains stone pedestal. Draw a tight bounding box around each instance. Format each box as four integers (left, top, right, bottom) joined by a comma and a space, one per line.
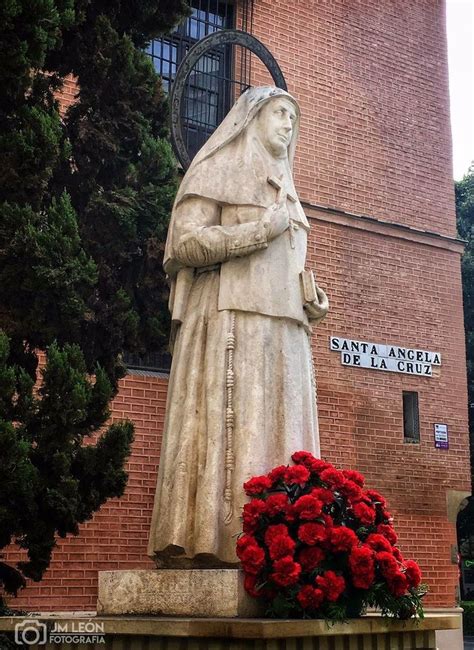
97, 569, 263, 617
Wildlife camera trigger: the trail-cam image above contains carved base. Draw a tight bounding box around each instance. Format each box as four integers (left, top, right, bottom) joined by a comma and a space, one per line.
97, 569, 264, 617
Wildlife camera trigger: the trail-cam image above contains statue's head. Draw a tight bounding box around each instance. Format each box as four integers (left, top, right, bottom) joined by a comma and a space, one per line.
252, 95, 298, 159
190, 86, 300, 168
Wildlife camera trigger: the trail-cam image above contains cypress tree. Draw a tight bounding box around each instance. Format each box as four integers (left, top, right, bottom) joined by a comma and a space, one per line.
0, 0, 189, 600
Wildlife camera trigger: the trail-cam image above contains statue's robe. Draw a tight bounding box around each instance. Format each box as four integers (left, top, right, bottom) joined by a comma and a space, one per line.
148, 88, 320, 566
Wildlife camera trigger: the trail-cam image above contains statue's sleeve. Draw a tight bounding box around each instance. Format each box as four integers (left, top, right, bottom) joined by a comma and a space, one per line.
172, 197, 268, 268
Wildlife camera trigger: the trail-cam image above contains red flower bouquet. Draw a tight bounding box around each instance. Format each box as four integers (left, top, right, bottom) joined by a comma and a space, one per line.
238, 452, 426, 620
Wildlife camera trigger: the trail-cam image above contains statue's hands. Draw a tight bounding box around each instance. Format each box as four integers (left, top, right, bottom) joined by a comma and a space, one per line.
304, 285, 329, 323
262, 188, 290, 240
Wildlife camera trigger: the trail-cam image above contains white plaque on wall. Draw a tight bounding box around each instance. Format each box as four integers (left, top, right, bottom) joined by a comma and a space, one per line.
330, 337, 441, 378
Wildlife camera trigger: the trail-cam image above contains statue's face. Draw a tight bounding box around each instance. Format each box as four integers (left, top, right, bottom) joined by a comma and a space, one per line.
257, 97, 297, 158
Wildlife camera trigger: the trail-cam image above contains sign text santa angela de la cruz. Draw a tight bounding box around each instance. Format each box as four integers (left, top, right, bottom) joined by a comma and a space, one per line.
329, 337, 441, 378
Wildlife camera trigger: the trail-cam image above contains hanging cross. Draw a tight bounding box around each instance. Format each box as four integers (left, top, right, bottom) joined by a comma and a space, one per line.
267, 175, 298, 248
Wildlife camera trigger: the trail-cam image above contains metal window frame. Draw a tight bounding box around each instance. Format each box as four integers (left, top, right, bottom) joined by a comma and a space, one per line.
147, 1, 236, 92
402, 391, 420, 443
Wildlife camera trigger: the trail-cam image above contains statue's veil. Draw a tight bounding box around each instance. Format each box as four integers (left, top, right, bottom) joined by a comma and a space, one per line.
164, 86, 301, 343
177, 86, 300, 196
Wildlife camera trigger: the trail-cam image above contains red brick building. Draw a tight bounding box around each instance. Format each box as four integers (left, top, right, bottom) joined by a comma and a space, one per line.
5, 0, 470, 618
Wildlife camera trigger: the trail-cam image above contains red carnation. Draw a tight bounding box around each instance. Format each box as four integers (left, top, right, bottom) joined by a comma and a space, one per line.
269, 534, 296, 561
265, 524, 289, 546
366, 533, 392, 553
271, 556, 302, 586
293, 495, 323, 520
244, 574, 261, 598
284, 464, 311, 485
242, 499, 267, 533
267, 465, 287, 485
328, 526, 358, 552
266, 492, 289, 516
353, 501, 376, 526
239, 544, 266, 575
340, 479, 363, 501
376, 523, 398, 545
392, 547, 404, 562
298, 522, 327, 545
244, 575, 276, 600
236, 534, 258, 556
349, 545, 375, 590
298, 546, 325, 572
243, 475, 272, 496
365, 489, 387, 507
380, 509, 393, 523
404, 560, 422, 589
297, 585, 324, 609
349, 545, 374, 571
311, 487, 335, 505
316, 570, 346, 602
308, 458, 332, 474
376, 551, 400, 580
322, 513, 334, 529
291, 450, 317, 466
388, 571, 408, 597
342, 469, 365, 487
320, 467, 346, 489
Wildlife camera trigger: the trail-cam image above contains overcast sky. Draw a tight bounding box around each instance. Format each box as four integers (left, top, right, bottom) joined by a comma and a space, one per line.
446, 0, 474, 180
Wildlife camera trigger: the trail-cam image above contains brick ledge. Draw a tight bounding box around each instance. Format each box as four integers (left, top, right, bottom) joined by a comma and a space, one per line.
303, 202, 464, 253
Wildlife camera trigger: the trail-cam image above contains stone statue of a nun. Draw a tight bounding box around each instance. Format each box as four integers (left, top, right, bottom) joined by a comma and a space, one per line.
148, 86, 328, 567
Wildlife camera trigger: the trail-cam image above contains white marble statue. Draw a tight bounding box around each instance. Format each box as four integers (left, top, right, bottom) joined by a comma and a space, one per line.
148, 86, 329, 567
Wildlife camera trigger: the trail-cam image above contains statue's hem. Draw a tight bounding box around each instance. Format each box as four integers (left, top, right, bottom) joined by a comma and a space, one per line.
150, 544, 239, 569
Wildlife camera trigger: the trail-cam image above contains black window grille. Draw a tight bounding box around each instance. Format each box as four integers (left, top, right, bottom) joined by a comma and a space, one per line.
403, 391, 420, 443
146, 3, 234, 93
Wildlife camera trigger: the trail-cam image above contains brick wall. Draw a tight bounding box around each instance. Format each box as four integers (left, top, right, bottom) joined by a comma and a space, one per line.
4, 0, 470, 611
256, 0, 456, 237
56, 75, 77, 114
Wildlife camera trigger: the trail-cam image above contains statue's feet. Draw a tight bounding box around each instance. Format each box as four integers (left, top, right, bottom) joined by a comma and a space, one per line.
152, 545, 239, 570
